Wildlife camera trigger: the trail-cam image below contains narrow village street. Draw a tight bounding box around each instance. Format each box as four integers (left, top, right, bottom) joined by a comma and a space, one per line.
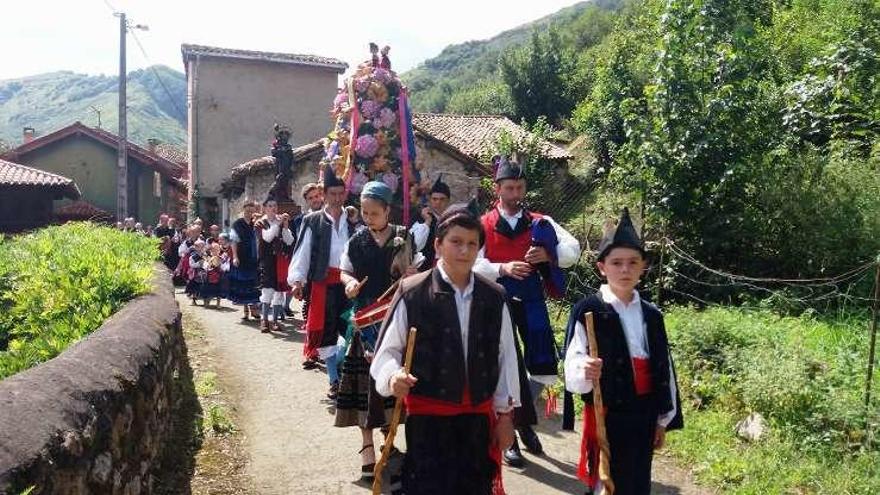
176, 292, 710, 495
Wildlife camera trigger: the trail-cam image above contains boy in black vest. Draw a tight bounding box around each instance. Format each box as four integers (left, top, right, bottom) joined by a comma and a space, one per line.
563, 208, 683, 495
371, 207, 520, 495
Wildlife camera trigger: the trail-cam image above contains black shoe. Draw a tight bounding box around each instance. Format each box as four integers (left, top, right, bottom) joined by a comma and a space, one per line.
285, 308, 296, 317
302, 358, 319, 370
503, 437, 525, 467
518, 425, 544, 455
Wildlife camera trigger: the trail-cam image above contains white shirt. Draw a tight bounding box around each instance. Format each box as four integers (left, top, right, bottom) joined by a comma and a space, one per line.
287, 207, 351, 285
564, 284, 678, 427
260, 217, 295, 246
472, 207, 581, 280
370, 262, 521, 413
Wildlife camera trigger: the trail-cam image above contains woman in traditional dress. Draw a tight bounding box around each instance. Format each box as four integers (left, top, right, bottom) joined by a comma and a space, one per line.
335, 181, 425, 482
227, 200, 262, 320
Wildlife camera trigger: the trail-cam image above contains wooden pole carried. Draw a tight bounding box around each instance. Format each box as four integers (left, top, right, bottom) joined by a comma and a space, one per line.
373, 327, 417, 495
585, 312, 615, 495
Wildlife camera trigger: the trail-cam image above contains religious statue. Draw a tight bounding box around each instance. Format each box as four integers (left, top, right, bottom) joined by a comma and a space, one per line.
268, 123, 294, 201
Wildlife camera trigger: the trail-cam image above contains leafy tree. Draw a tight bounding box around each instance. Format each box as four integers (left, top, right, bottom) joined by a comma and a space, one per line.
500, 29, 576, 125
445, 80, 514, 116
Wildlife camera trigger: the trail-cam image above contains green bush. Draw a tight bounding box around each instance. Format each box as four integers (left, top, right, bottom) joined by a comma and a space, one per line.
0, 223, 157, 379
666, 306, 880, 493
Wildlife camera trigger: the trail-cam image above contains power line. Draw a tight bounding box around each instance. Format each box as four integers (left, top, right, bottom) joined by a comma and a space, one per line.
128, 29, 187, 122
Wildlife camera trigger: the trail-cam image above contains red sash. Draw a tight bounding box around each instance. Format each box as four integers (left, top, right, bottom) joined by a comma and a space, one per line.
405, 392, 505, 495
632, 357, 653, 396
276, 251, 291, 292
303, 268, 342, 357
577, 357, 653, 488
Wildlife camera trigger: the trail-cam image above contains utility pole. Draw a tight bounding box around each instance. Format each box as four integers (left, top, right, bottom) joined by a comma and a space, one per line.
113, 12, 147, 221
115, 12, 128, 221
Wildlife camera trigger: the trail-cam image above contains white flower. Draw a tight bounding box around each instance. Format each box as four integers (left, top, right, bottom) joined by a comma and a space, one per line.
392, 236, 405, 247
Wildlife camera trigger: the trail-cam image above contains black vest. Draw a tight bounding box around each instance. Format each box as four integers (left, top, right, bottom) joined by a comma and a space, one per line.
347, 225, 410, 302
413, 212, 439, 271
573, 294, 682, 428
386, 269, 506, 404
296, 210, 355, 282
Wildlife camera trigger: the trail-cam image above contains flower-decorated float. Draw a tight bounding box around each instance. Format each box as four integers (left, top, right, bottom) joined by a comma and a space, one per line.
321, 43, 428, 225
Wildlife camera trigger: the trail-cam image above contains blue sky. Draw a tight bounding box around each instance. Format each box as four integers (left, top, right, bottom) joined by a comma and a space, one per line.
1, 0, 582, 80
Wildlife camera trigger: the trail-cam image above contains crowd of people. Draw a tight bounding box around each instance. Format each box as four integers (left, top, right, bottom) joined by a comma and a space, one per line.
138, 157, 683, 495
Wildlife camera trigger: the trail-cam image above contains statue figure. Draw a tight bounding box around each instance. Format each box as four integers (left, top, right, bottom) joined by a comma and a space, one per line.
269, 123, 294, 201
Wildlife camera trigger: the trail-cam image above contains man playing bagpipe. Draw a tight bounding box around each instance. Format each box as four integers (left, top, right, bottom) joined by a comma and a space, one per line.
563, 208, 683, 495
370, 206, 520, 494
473, 155, 581, 467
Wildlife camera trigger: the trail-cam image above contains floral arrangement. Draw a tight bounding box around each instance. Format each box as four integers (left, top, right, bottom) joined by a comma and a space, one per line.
322, 43, 422, 217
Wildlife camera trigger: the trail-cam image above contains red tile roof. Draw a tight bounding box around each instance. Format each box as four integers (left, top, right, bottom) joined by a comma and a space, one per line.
229, 140, 325, 180
152, 142, 188, 166
54, 200, 113, 221
412, 113, 573, 169
0, 158, 80, 199
181, 44, 348, 72
2, 122, 186, 182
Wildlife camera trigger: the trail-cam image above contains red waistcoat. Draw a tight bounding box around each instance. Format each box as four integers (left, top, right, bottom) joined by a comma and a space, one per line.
481, 208, 543, 262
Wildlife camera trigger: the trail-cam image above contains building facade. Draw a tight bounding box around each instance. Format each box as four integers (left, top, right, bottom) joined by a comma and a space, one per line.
181, 44, 347, 224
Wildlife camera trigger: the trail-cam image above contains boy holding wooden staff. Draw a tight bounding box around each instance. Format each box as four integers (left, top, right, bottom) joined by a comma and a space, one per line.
564, 208, 683, 495
370, 206, 520, 494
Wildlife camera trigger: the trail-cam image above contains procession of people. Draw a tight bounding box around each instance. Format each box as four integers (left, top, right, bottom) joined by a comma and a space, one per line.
140, 42, 685, 495
142, 153, 683, 494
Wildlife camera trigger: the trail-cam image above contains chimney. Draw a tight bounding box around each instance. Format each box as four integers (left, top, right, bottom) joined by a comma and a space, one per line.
23, 127, 35, 144
147, 138, 161, 154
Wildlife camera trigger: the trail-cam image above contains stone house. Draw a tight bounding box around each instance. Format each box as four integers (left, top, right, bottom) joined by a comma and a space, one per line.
1, 122, 187, 224
217, 113, 572, 224
181, 44, 347, 224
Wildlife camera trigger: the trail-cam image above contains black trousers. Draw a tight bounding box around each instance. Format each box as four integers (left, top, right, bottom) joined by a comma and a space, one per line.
403, 414, 495, 495
605, 398, 657, 495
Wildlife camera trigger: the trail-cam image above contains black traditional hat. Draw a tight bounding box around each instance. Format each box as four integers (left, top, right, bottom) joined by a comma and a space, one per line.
493, 155, 525, 183
322, 164, 346, 189
430, 174, 451, 197
596, 208, 645, 260
465, 197, 481, 218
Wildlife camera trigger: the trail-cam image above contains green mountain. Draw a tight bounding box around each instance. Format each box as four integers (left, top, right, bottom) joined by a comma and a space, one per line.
0, 65, 186, 149
403, 0, 624, 113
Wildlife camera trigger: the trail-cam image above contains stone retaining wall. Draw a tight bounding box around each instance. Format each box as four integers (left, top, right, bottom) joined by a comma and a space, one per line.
0, 264, 183, 494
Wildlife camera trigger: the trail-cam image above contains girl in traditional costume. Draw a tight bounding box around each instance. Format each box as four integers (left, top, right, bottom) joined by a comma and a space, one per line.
336, 181, 421, 482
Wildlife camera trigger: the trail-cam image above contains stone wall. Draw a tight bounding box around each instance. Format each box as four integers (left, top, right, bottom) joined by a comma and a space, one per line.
0, 264, 183, 495
413, 137, 484, 203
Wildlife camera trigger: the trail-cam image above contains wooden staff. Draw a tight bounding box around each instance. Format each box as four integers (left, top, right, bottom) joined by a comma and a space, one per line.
373, 327, 417, 495
585, 312, 615, 495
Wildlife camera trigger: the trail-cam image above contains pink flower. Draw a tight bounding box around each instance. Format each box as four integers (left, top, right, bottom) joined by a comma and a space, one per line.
360, 99, 380, 119
373, 68, 393, 84
332, 89, 348, 108
355, 134, 379, 158
381, 172, 399, 193
350, 171, 368, 194
376, 107, 397, 129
